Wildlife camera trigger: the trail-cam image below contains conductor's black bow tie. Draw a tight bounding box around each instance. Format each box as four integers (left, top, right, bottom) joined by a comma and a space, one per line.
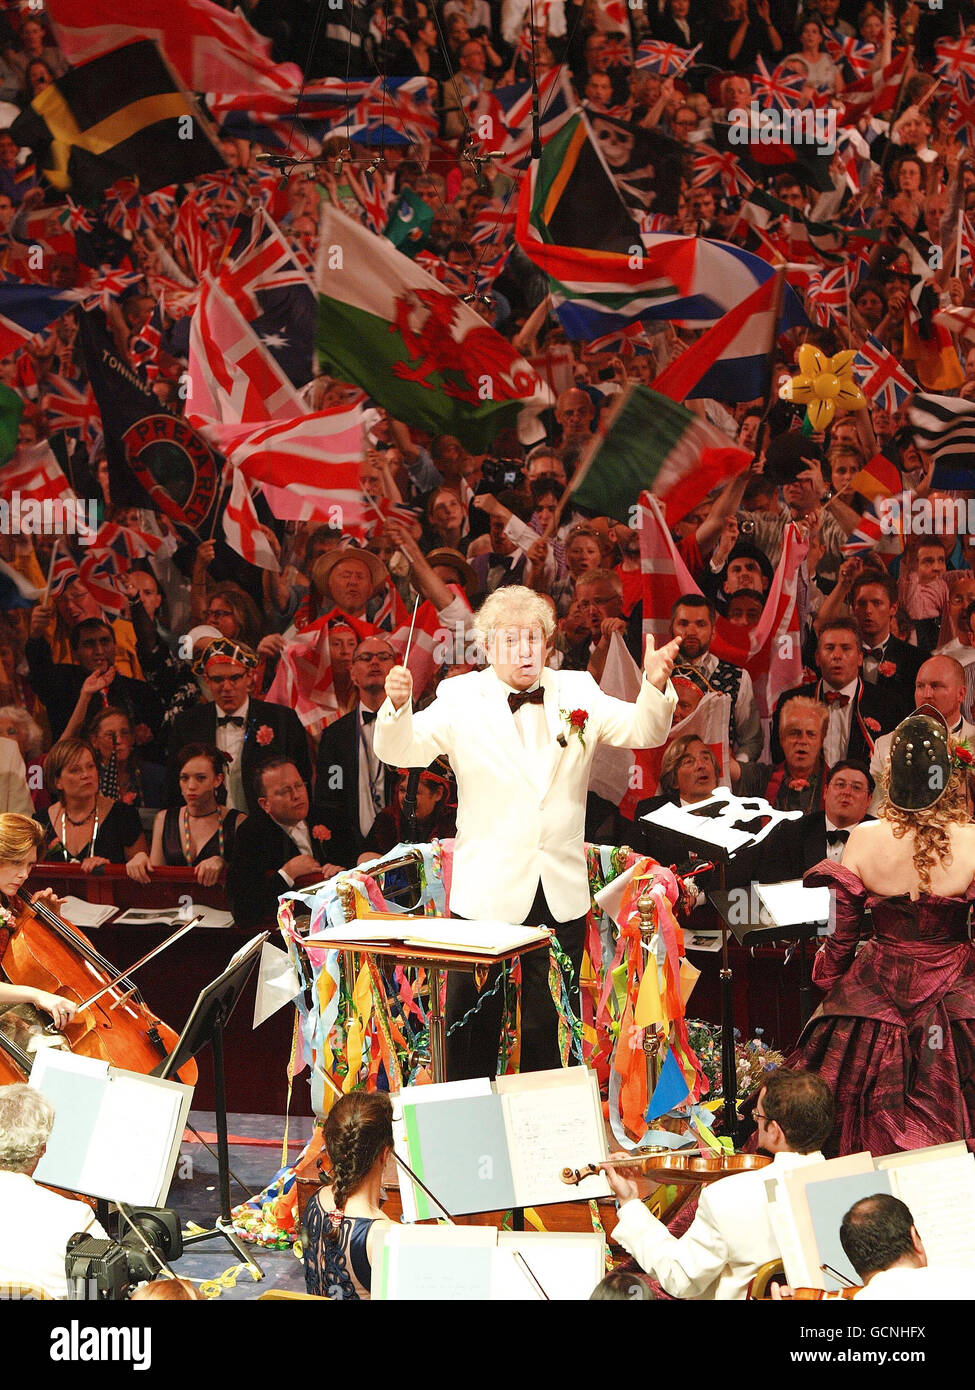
508, 687, 544, 713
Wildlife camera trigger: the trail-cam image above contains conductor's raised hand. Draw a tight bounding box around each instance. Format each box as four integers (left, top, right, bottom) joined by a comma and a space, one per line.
643, 633, 682, 692
385, 664, 413, 710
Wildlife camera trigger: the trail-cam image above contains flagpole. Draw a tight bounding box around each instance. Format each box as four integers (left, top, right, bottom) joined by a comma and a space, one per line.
957, 207, 965, 280
753, 268, 786, 461
44, 536, 61, 598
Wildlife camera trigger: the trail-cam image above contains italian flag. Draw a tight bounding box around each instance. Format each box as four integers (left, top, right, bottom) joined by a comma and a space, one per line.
315, 206, 552, 449
570, 383, 752, 527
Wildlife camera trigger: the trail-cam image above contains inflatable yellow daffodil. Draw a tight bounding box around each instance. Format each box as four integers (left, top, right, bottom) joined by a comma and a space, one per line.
778, 344, 868, 431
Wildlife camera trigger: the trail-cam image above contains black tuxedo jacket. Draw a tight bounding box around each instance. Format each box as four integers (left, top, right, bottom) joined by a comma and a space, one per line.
165, 697, 311, 811
312, 708, 397, 869
771, 677, 896, 765
25, 636, 164, 743
862, 633, 924, 707
748, 811, 875, 884
226, 806, 334, 929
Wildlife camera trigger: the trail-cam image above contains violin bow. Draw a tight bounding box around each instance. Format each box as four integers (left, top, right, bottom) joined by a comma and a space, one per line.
49, 914, 204, 1026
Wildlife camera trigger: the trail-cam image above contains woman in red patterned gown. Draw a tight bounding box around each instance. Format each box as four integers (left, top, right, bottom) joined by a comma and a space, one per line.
788, 709, 975, 1155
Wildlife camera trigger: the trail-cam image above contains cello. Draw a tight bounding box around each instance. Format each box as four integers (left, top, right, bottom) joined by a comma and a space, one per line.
0, 890, 198, 1086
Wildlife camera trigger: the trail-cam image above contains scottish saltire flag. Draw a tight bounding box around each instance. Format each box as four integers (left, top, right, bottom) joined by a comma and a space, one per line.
852, 335, 917, 411
634, 39, 700, 75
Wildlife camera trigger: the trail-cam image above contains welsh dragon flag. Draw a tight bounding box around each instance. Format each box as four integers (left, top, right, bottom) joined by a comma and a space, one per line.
315, 206, 553, 449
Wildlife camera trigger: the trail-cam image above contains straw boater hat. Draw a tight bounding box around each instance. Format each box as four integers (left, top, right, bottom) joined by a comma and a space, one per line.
312, 545, 388, 596
424, 547, 478, 600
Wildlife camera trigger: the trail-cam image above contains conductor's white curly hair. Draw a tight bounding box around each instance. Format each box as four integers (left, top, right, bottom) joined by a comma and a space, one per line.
471, 586, 556, 650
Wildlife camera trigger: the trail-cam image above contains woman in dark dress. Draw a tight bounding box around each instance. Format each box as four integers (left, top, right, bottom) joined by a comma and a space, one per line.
788, 710, 975, 1155
149, 744, 243, 887
303, 1092, 394, 1300
39, 738, 149, 878
87, 705, 167, 810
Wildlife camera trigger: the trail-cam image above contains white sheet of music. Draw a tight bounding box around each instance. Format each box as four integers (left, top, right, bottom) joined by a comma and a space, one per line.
887, 1154, 975, 1266
498, 1069, 610, 1206
756, 881, 832, 927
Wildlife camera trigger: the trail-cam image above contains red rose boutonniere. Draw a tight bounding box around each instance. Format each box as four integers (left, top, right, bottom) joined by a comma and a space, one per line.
952, 741, 974, 772
121, 791, 137, 805
864, 717, 881, 734
788, 778, 809, 792
559, 707, 589, 749
877, 661, 896, 678
313, 825, 331, 841
256, 724, 274, 746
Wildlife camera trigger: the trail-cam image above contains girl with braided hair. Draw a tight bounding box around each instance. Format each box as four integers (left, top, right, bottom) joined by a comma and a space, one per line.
302, 1092, 394, 1300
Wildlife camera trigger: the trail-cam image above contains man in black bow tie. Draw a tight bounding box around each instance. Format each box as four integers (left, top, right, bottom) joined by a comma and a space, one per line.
165, 638, 310, 812
313, 635, 400, 867
375, 584, 681, 1079
751, 760, 875, 881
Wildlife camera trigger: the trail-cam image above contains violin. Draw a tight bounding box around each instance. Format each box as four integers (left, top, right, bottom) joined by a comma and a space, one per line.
562, 1149, 772, 1187
786, 1286, 861, 1300
0, 890, 198, 1086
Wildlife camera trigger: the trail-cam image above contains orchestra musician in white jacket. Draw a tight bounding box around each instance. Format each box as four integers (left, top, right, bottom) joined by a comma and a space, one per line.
374, 585, 680, 1078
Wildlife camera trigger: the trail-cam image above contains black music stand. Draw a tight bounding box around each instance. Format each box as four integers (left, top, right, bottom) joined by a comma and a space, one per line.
153, 932, 269, 1276
708, 889, 827, 1030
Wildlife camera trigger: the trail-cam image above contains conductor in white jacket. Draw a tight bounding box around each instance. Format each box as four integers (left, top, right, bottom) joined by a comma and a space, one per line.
374, 585, 681, 1078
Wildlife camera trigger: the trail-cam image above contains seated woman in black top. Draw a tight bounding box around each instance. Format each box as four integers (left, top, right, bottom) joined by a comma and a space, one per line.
149, 743, 244, 888
39, 737, 148, 878
303, 1092, 394, 1300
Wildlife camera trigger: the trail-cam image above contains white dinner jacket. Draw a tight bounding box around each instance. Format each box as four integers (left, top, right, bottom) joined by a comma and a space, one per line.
613, 1149, 826, 1300
374, 665, 677, 922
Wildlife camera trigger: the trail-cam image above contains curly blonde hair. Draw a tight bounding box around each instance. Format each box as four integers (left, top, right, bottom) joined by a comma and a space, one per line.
878, 741, 971, 892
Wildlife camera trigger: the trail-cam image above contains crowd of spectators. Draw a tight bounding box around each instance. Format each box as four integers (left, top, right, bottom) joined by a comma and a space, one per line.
0, 0, 969, 919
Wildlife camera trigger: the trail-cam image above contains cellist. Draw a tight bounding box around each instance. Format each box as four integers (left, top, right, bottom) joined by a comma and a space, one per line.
0, 814, 77, 1031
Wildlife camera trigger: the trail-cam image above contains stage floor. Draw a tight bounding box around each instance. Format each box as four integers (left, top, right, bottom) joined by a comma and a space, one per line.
164, 1110, 316, 1300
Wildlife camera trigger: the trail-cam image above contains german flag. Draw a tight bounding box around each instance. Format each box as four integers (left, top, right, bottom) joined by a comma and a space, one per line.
10, 39, 224, 203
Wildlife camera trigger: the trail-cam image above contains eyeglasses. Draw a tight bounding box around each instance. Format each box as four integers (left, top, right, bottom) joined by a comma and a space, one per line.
209, 673, 248, 685
207, 609, 235, 621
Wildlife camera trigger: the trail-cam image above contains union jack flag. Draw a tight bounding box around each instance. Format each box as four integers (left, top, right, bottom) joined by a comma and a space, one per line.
79, 269, 143, 312
934, 36, 975, 87
692, 146, 753, 197
48, 547, 81, 598
751, 56, 806, 110
585, 320, 652, 355
78, 549, 127, 615
852, 334, 917, 412
129, 302, 164, 382
950, 87, 975, 146
105, 181, 149, 235
601, 36, 632, 67
354, 170, 390, 235
825, 32, 875, 83
805, 265, 848, 327
634, 39, 700, 76
60, 198, 93, 234
41, 374, 102, 447
471, 199, 517, 247
217, 208, 310, 321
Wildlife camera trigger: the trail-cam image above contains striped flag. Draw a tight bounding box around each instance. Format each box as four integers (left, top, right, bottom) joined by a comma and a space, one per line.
649, 274, 779, 404
267, 609, 375, 728
571, 384, 752, 527
620, 689, 732, 819
909, 393, 975, 489
187, 275, 300, 423
852, 335, 917, 411
849, 453, 902, 504
197, 404, 368, 530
